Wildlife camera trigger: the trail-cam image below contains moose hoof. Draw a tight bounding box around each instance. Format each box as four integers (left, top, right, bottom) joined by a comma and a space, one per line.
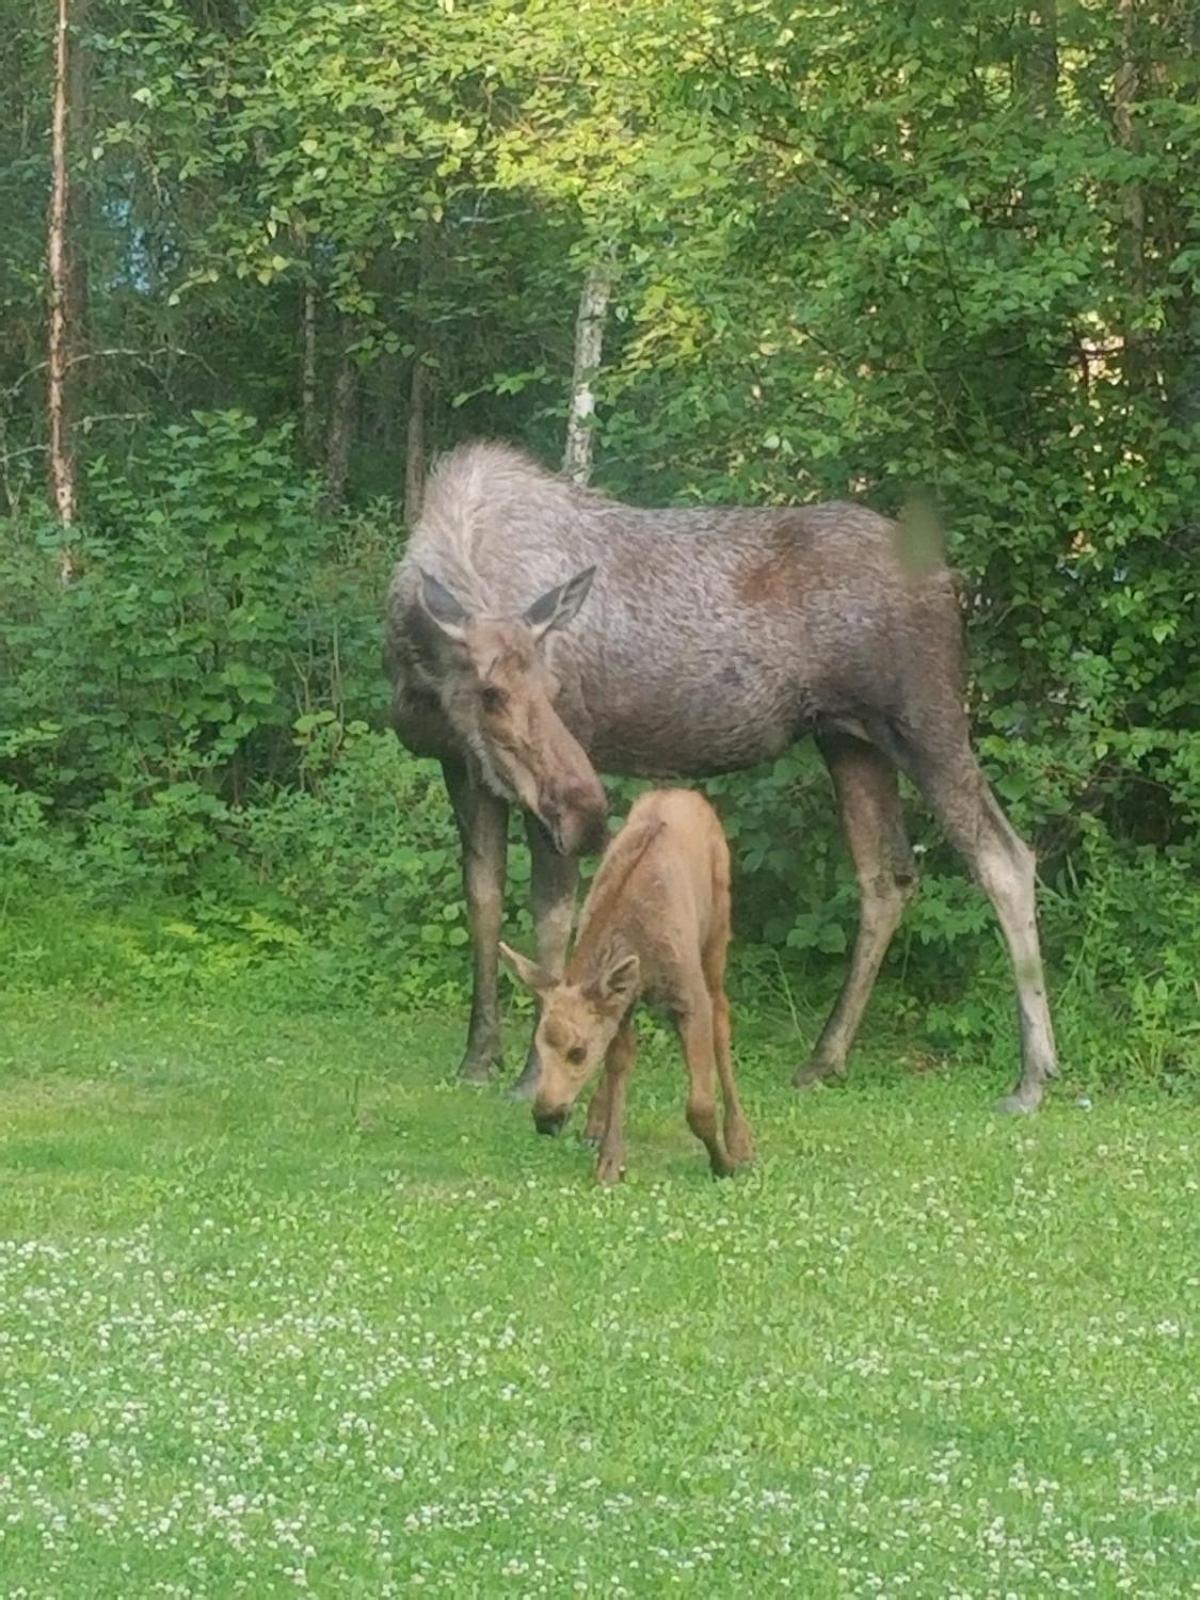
595, 1154, 625, 1186
996, 1084, 1044, 1116
507, 1064, 541, 1102
458, 1050, 502, 1086
791, 1057, 845, 1091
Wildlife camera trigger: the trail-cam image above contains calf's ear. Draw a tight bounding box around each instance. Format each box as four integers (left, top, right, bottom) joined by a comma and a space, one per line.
499, 942, 556, 996
595, 951, 640, 1009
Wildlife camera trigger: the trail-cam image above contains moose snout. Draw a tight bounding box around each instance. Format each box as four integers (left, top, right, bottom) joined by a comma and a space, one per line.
533, 1103, 570, 1137
542, 778, 608, 857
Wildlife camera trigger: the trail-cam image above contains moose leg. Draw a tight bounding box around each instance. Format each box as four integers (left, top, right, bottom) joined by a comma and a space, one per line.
906, 739, 1058, 1113
443, 759, 509, 1083
582, 1069, 613, 1148
677, 995, 735, 1178
509, 813, 579, 1101
711, 989, 755, 1166
701, 884, 754, 1165
595, 1020, 637, 1185
795, 732, 918, 1089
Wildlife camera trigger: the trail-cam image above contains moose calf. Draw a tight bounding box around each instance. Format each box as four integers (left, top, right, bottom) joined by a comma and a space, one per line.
500, 789, 754, 1184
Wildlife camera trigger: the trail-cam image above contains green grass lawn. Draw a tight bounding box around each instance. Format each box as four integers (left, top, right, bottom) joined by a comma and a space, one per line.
1, 994, 1198, 1597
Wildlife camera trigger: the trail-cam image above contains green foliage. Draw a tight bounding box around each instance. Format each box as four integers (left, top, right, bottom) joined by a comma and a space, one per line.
1, 411, 387, 814
2, 0, 1199, 1089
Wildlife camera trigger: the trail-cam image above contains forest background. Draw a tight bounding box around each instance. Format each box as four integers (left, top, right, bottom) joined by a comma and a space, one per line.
2, 0, 1198, 1091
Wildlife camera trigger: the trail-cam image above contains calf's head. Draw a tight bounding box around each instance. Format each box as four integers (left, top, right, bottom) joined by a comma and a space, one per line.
418, 566, 607, 855
499, 941, 641, 1134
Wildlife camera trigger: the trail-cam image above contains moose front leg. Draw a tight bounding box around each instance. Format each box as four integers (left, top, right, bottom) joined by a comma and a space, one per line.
509, 813, 579, 1101
442, 759, 509, 1083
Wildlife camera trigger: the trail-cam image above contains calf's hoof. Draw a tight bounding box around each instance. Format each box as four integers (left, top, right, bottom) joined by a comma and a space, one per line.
595, 1153, 625, 1186
725, 1129, 756, 1167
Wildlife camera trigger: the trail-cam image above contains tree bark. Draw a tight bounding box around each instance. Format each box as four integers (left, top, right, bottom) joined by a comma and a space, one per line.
300, 279, 318, 456
404, 352, 428, 526
1114, 0, 1146, 387
562, 258, 613, 486
1016, 4, 1058, 116
403, 227, 436, 524
47, 0, 78, 574
322, 333, 358, 513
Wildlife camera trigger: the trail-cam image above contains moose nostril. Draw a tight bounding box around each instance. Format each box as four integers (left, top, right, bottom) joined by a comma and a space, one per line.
534, 1107, 568, 1137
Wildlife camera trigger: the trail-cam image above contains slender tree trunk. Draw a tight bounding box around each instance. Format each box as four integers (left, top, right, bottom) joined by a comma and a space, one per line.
562, 258, 613, 486
300, 279, 318, 456
405, 353, 428, 526
1017, 3, 1058, 116
403, 227, 435, 524
47, 0, 77, 574
1162, 3, 1200, 429
1114, 0, 1146, 387
322, 331, 358, 513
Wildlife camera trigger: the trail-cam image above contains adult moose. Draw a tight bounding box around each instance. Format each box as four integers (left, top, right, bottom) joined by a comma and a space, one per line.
386, 442, 1058, 1113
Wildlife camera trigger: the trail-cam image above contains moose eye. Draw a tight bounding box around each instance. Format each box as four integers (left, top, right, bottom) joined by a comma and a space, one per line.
479, 685, 507, 715
567, 1045, 586, 1066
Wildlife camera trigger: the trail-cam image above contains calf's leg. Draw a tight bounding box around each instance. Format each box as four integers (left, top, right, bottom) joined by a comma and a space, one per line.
700, 871, 754, 1165
442, 759, 509, 1083
676, 994, 735, 1178
795, 732, 917, 1088
510, 813, 579, 1101
595, 1021, 637, 1186
712, 990, 754, 1166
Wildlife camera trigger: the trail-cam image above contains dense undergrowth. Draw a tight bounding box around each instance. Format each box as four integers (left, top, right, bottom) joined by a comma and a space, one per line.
1, 416, 1198, 1094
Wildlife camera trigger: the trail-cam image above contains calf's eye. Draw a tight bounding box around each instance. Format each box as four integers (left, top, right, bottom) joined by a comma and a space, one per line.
479, 685, 507, 715
567, 1045, 586, 1065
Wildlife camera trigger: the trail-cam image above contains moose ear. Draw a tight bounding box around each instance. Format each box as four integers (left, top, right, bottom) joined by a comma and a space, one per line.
499, 942, 556, 996
596, 951, 640, 1009
523, 565, 596, 644
418, 569, 470, 642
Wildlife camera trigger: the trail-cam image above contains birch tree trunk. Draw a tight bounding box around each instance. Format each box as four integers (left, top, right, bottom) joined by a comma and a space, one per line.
404, 353, 428, 526
562, 259, 613, 486
322, 333, 358, 513
1114, 0, 1146, 387
1016, 3, 1058, 116
47, 0, 77, 575
404, 227, 435, 524
300, 279, 318, 456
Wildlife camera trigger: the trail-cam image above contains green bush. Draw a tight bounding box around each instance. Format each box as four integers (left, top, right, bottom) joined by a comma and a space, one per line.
0, 411, 388, 813
2, 414, 1197, 1090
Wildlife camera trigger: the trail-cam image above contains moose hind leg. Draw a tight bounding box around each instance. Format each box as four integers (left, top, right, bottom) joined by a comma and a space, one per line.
510, 813, 579, 1101
443, 759, 509, 1083
908, 742, 1058, 1113
795, 733, 917, 1089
